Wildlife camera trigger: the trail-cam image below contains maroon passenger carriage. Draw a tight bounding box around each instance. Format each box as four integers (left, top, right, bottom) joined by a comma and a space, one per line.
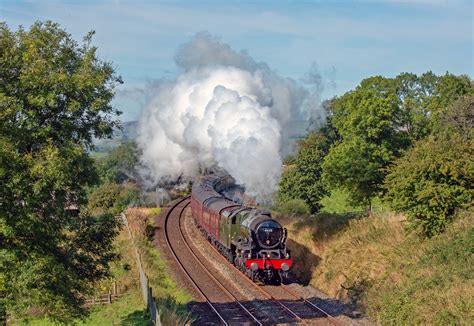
191, 172, 292, 283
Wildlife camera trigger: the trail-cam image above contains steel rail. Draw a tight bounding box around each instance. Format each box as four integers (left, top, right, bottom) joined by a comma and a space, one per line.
177, 201, 263, 326
163, 197, 228, 325
191, 214, 342, 325
191, 217, 304, 323
280, 285, 342, 325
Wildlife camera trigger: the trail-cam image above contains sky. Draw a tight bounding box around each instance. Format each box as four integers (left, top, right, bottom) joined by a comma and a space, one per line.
1, 0, 473, 121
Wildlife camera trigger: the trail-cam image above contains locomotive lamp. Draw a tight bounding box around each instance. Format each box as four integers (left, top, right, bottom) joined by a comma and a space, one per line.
281, 263, 290, 271
250, 262, 259, 271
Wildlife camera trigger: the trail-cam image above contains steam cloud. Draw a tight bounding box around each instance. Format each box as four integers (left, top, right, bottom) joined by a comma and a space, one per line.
137, 32, 325, 201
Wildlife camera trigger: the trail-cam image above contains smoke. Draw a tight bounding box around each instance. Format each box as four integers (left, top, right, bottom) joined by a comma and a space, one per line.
137, 32, 325, 201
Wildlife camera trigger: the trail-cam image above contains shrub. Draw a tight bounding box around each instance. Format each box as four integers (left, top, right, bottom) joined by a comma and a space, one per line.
86, 182, 140, 216
384, 133, 473, 236
278, 198, 311, 216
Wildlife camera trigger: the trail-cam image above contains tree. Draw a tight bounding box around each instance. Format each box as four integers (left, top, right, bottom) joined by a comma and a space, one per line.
95, 142, 139, 184
384, 96, 474, 236
322, 72, 473, 206
86, 182, 140, 216
278, 132, 329, 213
0, 21, 122, 322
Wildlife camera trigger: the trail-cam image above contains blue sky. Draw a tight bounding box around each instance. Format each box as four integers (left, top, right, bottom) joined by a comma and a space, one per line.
1, 0, 473, 121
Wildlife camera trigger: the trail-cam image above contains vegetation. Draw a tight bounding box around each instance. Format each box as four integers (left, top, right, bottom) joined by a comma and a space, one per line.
276, 73, 473, 324
86, 182, 140, 216
278, 133, 329, 212
277, 205, 473, 325
95, 142, 139, 184
322, 72, 472, 206
125, 208, 193, 324
12, 218, 151, 326
0, 21, 124, 323
384, 133, 472, 236
275, 199, 311, 216
385, 95, 473, 236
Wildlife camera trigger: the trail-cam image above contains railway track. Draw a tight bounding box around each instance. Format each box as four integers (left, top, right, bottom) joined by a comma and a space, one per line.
186, 201, 343, 325
164, 197, 344, 325
164, 197, 263, 325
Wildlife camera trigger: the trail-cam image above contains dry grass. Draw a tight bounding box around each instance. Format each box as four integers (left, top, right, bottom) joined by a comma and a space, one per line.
277, 209, 473, 325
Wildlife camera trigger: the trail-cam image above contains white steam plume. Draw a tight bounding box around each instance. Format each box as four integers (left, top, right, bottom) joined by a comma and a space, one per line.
137, 32, 324, 201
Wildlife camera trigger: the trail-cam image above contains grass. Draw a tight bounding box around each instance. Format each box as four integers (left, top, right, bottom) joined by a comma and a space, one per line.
12, 226, 150, 326
276, 191, 474, 325
77, 291, 149, 326
319, 189, 363, 214
125, 208, 193, 325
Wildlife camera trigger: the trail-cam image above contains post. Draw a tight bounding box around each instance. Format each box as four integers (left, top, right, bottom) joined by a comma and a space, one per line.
113, 280, 117, 295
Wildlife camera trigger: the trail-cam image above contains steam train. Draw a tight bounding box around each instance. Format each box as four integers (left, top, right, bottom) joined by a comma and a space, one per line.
190, 173, 292, 283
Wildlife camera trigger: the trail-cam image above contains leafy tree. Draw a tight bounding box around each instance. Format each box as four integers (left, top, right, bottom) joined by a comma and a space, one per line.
384, 96, 474, 236
95, 142, 139, 184
279, 132, 329, 213
0, 21, 122, 322
322, 72, 472, 206
86, 182, 140, 216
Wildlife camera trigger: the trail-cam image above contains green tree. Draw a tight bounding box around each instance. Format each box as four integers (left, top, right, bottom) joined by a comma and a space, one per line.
384, 96, 474, 236
279, 132, 329, 213
86, 182, 140, 216
0, 21, 122, 322
322, 72, 472, 206
95, 142, 139, 184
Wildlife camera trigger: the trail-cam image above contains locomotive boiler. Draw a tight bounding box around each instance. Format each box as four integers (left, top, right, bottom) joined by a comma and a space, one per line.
191, 172, 292, 283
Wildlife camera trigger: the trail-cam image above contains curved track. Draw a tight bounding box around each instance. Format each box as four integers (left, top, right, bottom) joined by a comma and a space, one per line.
164, 197, 262, 325
188, 202, 343, 325
164, 197, 344, 325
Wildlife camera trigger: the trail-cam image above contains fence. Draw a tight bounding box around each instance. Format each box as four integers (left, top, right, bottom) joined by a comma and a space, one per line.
120, 212, 162, 326
85, 280, 122, 305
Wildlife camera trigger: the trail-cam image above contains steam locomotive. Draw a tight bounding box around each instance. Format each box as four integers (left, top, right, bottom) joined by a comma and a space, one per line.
191, 172, 292, 283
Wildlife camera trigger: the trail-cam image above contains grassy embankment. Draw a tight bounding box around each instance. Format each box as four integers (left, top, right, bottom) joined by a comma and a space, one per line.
124, 207, 193, 325
275, 190, 473, 325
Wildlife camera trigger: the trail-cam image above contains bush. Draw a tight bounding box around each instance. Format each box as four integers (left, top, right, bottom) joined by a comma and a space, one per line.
277, 198, 311, 216
278, 133, 329, 213
86, 182, 140, 216
384, 133, 473, 236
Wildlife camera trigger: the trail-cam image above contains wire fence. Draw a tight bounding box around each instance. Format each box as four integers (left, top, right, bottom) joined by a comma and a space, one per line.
120, 212, 162, 326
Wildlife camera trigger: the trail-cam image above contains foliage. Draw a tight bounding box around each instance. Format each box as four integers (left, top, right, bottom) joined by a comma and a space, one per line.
0, 21, 122, 322
124, 208, 193, 323
439, 95, 474, 141
384, 133, 473, 236
306, 210, 473, 325
322, 72, 473, 205
319, 189, 363, 214
278, 132, 329, 213
277, 199, 310, 216
86, 182, 140, 216
95, 142, 139, 184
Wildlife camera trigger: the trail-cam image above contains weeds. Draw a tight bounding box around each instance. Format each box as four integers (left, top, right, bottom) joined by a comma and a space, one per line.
124, 208, 193, 325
